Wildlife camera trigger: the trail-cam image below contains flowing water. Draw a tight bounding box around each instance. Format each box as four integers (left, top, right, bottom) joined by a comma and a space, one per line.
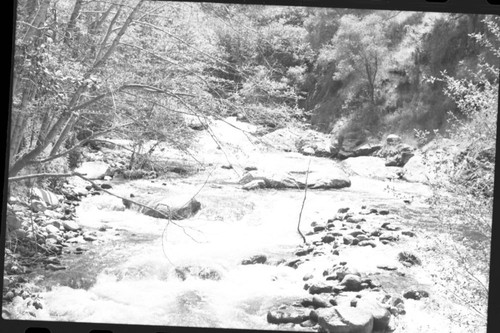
5, 119, 435, 329
7, 163, 432, 329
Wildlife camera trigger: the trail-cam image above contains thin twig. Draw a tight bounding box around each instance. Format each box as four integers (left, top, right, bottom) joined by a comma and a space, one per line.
297, 159, 312, 244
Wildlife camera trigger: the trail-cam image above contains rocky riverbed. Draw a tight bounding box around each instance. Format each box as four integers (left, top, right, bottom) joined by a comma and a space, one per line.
2, 118, 477, 332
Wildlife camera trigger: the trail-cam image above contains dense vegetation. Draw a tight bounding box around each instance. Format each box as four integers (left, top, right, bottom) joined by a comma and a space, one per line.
9, 2, 497, 176
6, 1, 498, 330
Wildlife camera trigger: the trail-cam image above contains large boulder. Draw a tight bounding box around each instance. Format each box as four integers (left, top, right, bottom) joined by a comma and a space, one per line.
400, 154, 430, 183
123, 195, 201, 220
239, 168, 351, 190
312, 306, 374, 333
75, 161, 110, 179
357, 295, 392, 331
351, 143, 383, 157
296, 130, 334, 157
330, 128, 380, 159
375, 135, 415, 167
261, 128, 301, 152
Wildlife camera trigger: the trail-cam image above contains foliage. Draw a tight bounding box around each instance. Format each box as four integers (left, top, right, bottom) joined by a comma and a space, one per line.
318, 13, 391, 107
415, 16, 499, 325
8, 0, 230, 177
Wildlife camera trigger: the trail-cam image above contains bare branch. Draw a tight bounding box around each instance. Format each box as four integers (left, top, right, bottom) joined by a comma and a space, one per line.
297, 159, 312, 244
33, 121, 135, 164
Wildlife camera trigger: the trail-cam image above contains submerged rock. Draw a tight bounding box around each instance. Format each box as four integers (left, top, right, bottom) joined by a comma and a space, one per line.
238, 166, 351, 190
241, 254, 267, 265
123, 195, 201, 220
175, 266, 222, 281
267, 306, 310, 324
403, 289, 429, 300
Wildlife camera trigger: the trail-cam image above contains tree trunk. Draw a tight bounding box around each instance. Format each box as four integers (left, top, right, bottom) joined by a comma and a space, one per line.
9, 112, 27, 163
49, 113, 79, 156
12, 0, 51, 97
9, 0, 146, 177
64, 0, 84, 46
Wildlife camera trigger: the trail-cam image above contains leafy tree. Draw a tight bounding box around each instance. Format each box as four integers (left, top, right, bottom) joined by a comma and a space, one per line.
202, 4, 314, 127
317, 13, 391, 109
9, 0, 225, 177
9, 0, 147, 177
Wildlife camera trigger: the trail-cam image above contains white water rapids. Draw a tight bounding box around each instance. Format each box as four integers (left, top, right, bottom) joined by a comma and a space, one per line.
5, 119, 434, 329
7, 170, 431, 329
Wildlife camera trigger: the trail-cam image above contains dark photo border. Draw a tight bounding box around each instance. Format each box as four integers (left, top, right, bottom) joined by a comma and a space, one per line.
1, 0, 499, 333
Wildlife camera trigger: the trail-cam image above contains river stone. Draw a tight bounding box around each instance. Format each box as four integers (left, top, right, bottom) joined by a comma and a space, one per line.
340, 274, 363, 291
401, 230, 416, 237
287, 258, 306, 269
381, 295, 406, 315
386, 134, 402, 145
83, 234, 97, 242
302, 147, 316, 155
62, 220, 80, 231
357, 297, 391, 331
313, 225, 326, 232
312, 296, 332, 309
45, 224, 60, 235
349, 230, 364, 237
352, 143, 382, 157
379, 233, 399, 242
313, 306, 374, 333
66, 236, 85, 244
401, 154, 430, 183
241, 254, 267, 265
238, 166, 351, 190
346, 216, 365, 223
44, 210, 64, 219
321, 234, 336, 244
358, 240, 376, 248
356, 234, 369, 241
302, 296, 332, 309
377, 265, 397, 271
242, 179, 266, 190
303, 274, 314, 281
403, 290, 429, 300
343, 235, 355, 245
295, 247, 314, 256
267, 306, 310, 324
309, 282, 335, 295
123, 195, 201, 220
300, 319, 317, 328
